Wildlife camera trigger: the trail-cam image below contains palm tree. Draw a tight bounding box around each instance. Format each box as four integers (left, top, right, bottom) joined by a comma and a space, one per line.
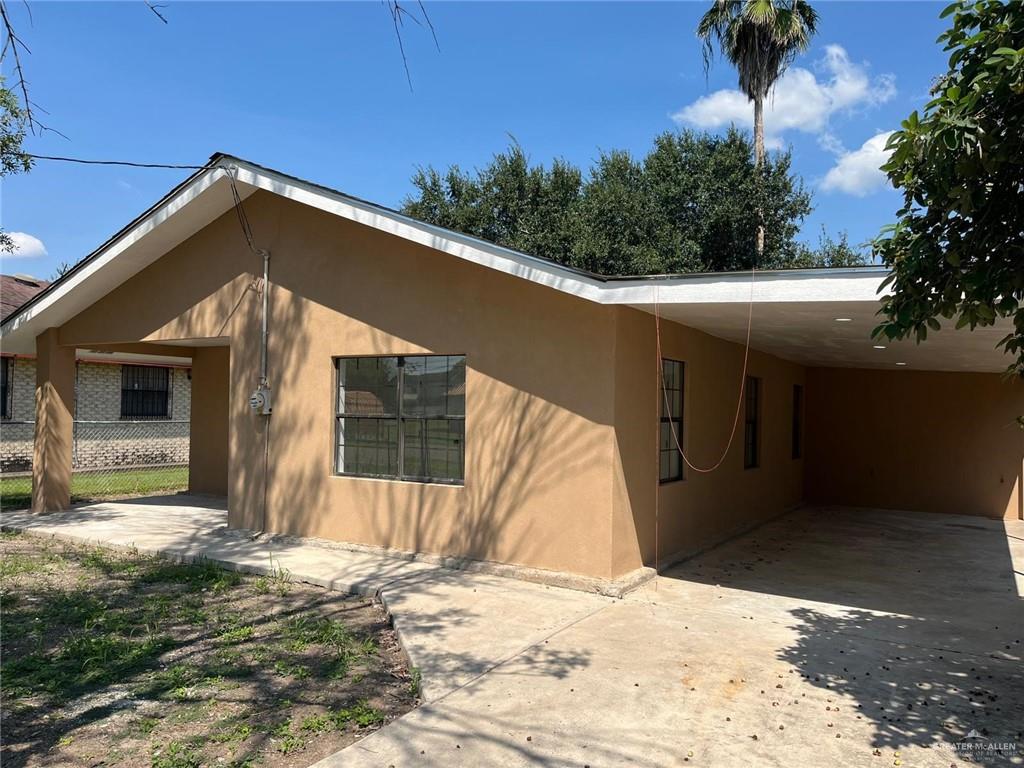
697, 0, 818, 258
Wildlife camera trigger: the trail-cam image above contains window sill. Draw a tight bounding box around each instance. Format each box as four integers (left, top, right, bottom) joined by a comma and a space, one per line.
331, 472, 464, 488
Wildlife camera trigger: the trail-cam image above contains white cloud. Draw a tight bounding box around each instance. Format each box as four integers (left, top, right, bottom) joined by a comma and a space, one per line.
821, 131, 895, 196
672, 45, 896, 146
5, 232, 48, 259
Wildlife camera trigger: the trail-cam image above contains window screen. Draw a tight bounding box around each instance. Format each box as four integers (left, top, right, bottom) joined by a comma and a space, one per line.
743, 376, 760, 469
121, 365, 171, 420
335, 355, 465, 484
659, 359, 684, 482
0, 357, 11, 420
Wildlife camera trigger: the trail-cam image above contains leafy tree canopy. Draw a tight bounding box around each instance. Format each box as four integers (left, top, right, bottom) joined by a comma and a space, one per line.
873, 0, 1024, 375
403, 129, 863, 276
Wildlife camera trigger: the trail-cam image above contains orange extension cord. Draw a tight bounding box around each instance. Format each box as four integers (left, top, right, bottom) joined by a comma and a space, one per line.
651, 267, 757, 575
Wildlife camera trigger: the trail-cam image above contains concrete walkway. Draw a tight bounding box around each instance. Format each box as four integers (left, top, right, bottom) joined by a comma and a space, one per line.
3, 498, 1023, 767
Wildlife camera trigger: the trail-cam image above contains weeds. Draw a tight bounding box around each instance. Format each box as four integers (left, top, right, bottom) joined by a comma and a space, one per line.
1, 535, 411, 766
267, 553, 292, 596
151, 740, 203, 768
332, 700, 386, 728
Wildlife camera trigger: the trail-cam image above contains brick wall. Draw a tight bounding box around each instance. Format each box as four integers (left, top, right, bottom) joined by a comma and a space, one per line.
0, 358, 41, 472
0, 358, 191, 473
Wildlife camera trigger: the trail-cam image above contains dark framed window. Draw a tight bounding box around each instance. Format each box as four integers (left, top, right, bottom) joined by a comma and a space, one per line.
335, 355, 465, 484
659, 359, 684, 483
0, 357, 11, 420
743, 376, 760, 469
121, 365, 171, 420
791, 384, 803, 460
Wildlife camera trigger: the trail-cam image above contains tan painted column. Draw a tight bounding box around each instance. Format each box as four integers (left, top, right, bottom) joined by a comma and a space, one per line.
188, 346, 230, 496
32, 328, 76, 512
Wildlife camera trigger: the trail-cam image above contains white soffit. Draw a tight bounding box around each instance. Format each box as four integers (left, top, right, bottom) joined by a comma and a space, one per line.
639, 299, 1014, 373
0, 156, 1012, 373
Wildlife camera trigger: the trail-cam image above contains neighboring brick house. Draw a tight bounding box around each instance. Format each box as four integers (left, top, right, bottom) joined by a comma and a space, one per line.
1, 274, 191, 473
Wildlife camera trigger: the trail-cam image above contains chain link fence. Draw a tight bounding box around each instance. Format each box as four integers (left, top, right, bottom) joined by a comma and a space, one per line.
0, 420, 190, 509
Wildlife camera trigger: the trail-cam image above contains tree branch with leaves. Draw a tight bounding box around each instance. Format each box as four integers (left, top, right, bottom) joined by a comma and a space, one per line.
872, 0, 1024, 376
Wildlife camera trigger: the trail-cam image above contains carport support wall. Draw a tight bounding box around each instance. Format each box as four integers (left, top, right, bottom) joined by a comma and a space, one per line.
804, 367, 1023, 519
32, 328, 75, 512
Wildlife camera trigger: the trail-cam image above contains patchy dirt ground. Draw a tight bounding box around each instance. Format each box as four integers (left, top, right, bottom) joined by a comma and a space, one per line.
0, 531, 418, 767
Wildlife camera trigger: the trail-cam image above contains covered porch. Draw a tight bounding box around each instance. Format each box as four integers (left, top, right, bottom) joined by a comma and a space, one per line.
20, 335, 229, 513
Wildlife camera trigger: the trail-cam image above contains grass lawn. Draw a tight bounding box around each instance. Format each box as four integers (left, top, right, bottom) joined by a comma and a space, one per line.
0, 466, 189, 511
0, 532, 418, 768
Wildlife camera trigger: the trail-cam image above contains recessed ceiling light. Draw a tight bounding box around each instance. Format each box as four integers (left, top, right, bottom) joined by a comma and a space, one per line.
873, 345, 887, 350
896, 362, 907, 366
834, 317, 853, 322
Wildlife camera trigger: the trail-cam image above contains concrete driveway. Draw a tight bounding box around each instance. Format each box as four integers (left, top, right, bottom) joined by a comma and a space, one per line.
4, 501, 1022, 767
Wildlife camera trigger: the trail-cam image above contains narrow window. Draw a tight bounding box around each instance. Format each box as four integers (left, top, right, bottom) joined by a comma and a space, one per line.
659, 359, 684, 483
121, 365, 170, 420
0, 357, 11, 420
791, 384, 804, 460
743, 376, 760, 469
335, 355, 465, 484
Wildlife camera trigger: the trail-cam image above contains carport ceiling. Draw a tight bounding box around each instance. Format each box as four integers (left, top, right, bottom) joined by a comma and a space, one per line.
636, 299, 1013, 373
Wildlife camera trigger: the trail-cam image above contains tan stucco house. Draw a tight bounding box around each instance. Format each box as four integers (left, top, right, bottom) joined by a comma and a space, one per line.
1, 154, 1020, 585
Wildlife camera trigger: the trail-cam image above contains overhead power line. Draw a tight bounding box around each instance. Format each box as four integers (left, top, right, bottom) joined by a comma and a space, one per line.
27, 154, 208, 170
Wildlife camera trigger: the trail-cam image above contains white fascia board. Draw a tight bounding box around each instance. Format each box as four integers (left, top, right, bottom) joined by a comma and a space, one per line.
1, 155, 895, 357
2, 167, 229, 339
229, 163, 895, 307
602, 268, 891, 306
229, 163, 611, 303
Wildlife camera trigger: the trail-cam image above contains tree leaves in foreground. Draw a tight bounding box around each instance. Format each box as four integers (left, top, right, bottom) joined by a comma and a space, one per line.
403, 129, 860, 276
873, 0, 1024, 375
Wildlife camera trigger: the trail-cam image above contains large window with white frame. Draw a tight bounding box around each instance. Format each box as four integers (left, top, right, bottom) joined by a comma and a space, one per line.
334, 355, 466, 484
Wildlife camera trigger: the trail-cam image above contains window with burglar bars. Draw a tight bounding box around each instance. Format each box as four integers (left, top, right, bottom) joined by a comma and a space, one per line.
659, 358, 684, 483
335, 355, 466, 484
0, 357, 11, 420
744, 376, 760, 469
120, 365, 171, 420
792, 384, 804, 460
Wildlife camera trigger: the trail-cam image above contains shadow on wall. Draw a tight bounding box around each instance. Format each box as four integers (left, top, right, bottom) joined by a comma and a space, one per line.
55, 190, 617, 572
264, 332, 608, 571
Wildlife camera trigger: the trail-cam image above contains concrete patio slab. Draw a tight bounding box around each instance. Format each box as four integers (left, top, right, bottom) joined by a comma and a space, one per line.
325, 507, 1024, 768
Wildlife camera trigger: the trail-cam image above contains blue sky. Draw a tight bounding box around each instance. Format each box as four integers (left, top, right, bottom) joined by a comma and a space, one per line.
2, 1, 950, 279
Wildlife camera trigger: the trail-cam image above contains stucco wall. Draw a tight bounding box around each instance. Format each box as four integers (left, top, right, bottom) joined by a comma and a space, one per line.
609, 308, 807, 570
805, 367, 1023, 519
57, 191, 622, 579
